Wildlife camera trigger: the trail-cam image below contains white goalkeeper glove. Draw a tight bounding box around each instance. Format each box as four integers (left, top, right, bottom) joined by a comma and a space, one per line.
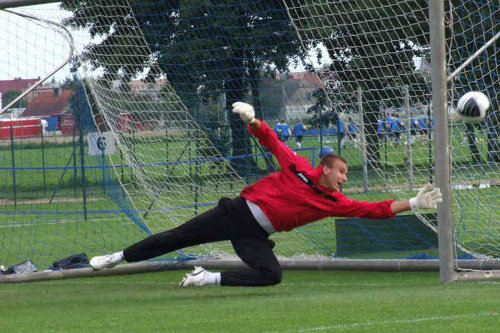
232, 102, 256, 124
409, 184, 443, 211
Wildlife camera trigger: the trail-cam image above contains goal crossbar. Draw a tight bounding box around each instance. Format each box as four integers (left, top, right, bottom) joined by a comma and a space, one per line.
0, 0, 58, 9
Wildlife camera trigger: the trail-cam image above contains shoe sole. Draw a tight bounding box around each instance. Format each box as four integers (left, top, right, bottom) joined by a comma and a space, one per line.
89, 258, 116, 270
180, 268, 205, 287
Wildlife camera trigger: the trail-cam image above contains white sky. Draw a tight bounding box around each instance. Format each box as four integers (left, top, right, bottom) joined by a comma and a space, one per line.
0, 3, 84, 82
0, 2, 329, 84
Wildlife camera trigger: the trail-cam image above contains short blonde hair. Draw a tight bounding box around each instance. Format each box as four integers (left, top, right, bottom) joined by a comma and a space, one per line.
319, 154, 347, 168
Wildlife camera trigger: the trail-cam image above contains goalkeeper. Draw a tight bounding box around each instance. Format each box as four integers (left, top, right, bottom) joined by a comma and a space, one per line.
90, 102, 442, 287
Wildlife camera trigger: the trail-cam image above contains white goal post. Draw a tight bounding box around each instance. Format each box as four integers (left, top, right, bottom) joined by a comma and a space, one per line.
0, 0, 56, 8
430, 0, 500, 283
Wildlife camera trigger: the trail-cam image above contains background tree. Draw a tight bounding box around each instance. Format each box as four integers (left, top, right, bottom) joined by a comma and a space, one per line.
61, 0, 310, 175
1, 90, 28, 109
293, 0, 430, 169
297, 0, 497, 166
306, 88, 340, 129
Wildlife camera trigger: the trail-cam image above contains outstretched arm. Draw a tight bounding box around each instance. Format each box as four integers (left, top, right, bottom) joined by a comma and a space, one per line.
335, 183, 442, 219
391, 184, 442, 214
390, 200, 410, 215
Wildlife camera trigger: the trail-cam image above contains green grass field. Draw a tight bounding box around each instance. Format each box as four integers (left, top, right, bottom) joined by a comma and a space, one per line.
0, 126, 498, 332
1, 270, 499, 332
0, 129, 498, 268
0, 128, 494, 196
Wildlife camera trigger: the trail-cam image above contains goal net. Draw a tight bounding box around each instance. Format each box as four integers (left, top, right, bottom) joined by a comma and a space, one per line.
282, 0, 499, 275
0, 0, 497, 277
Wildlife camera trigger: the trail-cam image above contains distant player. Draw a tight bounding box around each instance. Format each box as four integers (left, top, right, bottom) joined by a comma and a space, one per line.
383, 115, 393, 144
89, 102, 442, 287
377, 118, 385, 141
418, 111, 430, 143
409, 111, 419, 144
388, 114, 403, 146
280, 120, 291, 144
273, 119, 281, 141
292, 119, 305, 148
347, 117, 359, 145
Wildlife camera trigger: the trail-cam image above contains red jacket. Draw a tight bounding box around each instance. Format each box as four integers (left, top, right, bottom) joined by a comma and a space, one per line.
240, 120, 396, 232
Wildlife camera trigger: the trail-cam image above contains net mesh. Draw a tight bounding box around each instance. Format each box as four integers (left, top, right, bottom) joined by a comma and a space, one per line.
0, 0, 497, 270
283, 0, 499, 263
446, 1, 498, 261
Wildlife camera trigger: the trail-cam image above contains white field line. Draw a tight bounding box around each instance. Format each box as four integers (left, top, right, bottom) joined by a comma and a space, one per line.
0, 216, 133, 229
21, 279, 500, 287
0, 197, 105, 205
293, 312, 499, 332
0, 280, 179, 288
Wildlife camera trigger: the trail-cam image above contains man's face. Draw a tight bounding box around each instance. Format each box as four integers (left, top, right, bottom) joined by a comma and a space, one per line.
321, 160, 348, 191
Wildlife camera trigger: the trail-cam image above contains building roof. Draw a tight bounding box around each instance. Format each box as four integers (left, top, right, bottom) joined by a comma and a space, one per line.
0, 77, 41, 93
288, 71, 322, 89
21, 89, 74, 118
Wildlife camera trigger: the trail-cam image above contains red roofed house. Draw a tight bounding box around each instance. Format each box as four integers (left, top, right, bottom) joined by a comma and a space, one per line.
0, 80, 76, 139
287, 71, 323, 89
0, 77, 42, 104
0, 77, 40, 93
22, 88, 74, 118
21, 87, 75, 135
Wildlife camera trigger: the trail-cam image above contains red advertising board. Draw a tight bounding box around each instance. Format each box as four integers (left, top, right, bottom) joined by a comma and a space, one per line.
60, 114, 77, 135
0, 118, 41, 139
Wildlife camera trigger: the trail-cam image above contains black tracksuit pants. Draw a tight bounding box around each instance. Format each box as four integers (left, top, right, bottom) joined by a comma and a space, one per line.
123, 197, 282, 286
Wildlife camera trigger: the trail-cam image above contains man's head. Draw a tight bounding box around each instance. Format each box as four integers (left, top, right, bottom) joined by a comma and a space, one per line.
318, 154, 348, 191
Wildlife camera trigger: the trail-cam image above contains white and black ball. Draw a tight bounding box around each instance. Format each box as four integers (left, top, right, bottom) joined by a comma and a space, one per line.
456, 91, 490, 123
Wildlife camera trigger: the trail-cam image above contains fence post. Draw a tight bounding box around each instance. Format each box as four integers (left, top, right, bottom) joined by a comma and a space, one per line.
336, 117, 342, 156
40, 124, 46, 194
427, 105, 433, 184
195, 131, 200, 216
404, 85, 414, 190
101, 151, 106, 195
131, 130, 136, 188
77, 123, 88, 221
120, 132, 125, 199
358, 88, 368, 192
73, 128, 77, 196
383, 117, 388, 184
10, 125, 16, 208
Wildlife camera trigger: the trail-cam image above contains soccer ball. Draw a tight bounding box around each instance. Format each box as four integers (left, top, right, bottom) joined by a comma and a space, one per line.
456, 91, 490, 123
